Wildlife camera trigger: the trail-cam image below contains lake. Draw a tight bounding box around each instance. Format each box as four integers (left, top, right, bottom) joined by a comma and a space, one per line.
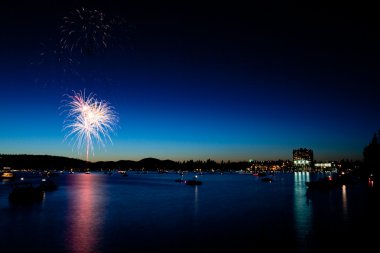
0, 171, 378, 253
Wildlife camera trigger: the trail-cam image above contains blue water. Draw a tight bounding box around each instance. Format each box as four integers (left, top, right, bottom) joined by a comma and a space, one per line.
0, 172, 378, 253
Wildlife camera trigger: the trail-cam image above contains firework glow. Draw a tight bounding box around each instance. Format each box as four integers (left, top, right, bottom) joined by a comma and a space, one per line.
62, 90, 119, 161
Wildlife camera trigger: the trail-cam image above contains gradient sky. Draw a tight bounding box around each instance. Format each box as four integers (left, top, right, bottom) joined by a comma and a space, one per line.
1, 1, 379, 162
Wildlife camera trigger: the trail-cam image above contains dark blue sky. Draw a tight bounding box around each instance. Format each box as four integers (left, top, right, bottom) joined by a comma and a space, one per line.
1, 1, 379, 162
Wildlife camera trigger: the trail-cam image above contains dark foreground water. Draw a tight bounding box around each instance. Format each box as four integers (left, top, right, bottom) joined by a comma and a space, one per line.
0, 171, 378, 253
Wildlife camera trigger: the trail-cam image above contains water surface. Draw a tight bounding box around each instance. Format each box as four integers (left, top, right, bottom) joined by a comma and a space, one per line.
0, 172, 377, 252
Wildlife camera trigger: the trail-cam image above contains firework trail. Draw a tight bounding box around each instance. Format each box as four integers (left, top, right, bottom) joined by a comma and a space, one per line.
62, 90, 119, 161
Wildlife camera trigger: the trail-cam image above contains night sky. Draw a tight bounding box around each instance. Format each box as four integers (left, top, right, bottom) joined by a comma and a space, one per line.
1, 1, 379, 162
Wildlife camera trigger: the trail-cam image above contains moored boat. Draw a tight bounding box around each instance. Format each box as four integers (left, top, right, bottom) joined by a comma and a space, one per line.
1, 167, 15, 179
184, 175, 202, 185
185, 179, 202, 185
1, 171, 15, 179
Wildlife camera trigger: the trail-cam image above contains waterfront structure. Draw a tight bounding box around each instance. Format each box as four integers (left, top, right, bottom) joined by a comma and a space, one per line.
314, 162, 339, 172
1, 167, 14, 179
315, 162, 331, 170
293, 148, 313, 170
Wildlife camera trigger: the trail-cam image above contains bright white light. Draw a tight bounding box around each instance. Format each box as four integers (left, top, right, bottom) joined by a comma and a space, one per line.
62, 90, 119, 161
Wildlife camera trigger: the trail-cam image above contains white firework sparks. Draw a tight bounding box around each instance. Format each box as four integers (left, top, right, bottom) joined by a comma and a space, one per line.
60, 7, 111, 56
62, 90, 118, 161
59, 7, 132, 57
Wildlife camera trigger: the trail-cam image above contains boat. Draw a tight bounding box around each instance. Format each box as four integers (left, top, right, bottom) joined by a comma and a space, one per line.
8, 181, 44, 203
185, 179, 202, 185
1, 168, 15, 179
1, 171, 15, 179
184, 175, 202, 185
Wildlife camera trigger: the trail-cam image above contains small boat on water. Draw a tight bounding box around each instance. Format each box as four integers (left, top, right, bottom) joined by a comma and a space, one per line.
184, 175, 202, 185
1, 168, 15, 179
184, 179, 202, 185
1, 171, 15, 179
175, 175, 202, 185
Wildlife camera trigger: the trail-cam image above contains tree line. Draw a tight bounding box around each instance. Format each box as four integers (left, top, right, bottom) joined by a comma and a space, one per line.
363, 129, 380, 178
0, 155, 250, 172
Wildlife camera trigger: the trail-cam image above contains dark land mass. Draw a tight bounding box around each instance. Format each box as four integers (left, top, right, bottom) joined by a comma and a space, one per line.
0, 154, 253, 172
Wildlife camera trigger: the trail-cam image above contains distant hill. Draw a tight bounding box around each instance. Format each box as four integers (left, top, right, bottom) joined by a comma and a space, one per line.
0, 154, 249, 171
91, 157, 180, 171
0, 154, 185, 171
0, 154, 87, 170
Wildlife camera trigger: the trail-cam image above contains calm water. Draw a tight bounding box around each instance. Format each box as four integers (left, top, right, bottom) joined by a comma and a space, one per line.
0, 172, 378, 253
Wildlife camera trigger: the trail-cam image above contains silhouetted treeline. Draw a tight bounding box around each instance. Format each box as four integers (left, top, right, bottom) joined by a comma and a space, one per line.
0, 154, 250, 172
0, 154, 87, 170
363, 130, 380, 178
93, 158, 251, 172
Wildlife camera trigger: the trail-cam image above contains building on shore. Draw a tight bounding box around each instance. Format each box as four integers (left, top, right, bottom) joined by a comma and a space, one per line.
293, 148, 313, 171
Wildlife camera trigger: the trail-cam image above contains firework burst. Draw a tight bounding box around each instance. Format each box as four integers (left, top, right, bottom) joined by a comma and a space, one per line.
60, 7, 111, 56
62, 90, 119, 161
59, 7, 133, 57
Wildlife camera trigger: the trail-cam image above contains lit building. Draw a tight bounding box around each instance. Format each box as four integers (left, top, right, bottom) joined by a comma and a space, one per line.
314, 162, 332, 169
314, 162, 337, 172
293, 148, 313, 170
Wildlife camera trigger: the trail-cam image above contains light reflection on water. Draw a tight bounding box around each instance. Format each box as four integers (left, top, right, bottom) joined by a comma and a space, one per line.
64, 174, 105, 253
341, 185, 348, 222
193, 184, 199, 229
294, 171, 312, 249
